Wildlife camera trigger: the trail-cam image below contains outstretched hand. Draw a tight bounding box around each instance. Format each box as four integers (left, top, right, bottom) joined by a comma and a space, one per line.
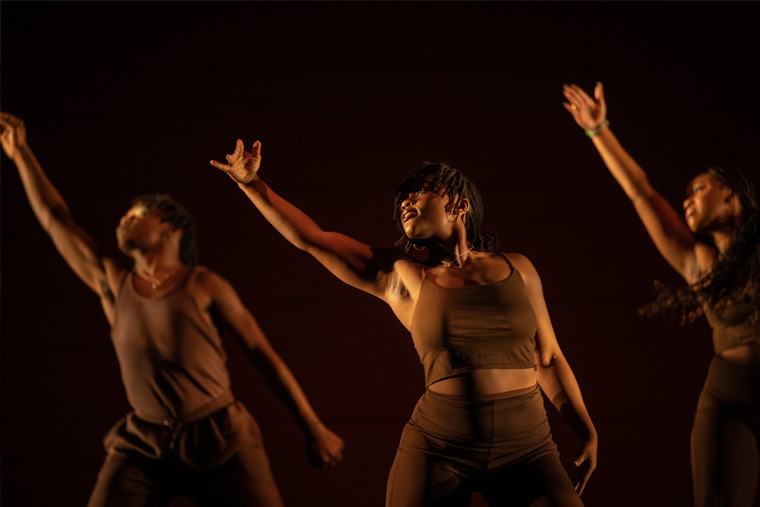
210, 139, 262, 185
306, 425, 345, 469
573, 437, 597, 496
0, 111, 28, 159
562, 83, 607, 131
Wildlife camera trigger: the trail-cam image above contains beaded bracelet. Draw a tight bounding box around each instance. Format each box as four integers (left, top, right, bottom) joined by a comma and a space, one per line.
585, 119, 610, 138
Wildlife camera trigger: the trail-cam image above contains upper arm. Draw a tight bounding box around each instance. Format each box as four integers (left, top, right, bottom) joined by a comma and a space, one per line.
305, 231, 392, 297
202, 271, 272, 353
45, 208, 113, 296
591, 130, 698, 279
631, 188, 699, 280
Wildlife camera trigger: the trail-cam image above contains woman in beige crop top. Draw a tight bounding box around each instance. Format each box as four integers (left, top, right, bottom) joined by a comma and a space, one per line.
564, 83, 760, 507
212, 139, 598, 504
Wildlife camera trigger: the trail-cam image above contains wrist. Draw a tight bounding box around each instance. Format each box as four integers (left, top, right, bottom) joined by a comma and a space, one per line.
237, 176, 261, 189
584, 119, 610, 138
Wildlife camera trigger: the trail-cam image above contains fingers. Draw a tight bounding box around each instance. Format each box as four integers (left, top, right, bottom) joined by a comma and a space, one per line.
250, 140, 262, 158
595, 81, 607, 108
315, 443, 344, 469
209, 159, 229, 171
562, 102, 579, 116
572, 450, 596, 496
563, 83, 594, 108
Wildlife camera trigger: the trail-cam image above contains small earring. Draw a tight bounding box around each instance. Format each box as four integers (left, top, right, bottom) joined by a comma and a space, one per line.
413, 244, 426, 251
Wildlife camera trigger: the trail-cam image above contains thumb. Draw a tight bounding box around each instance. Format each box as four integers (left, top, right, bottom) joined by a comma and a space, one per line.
595, 82, 606, 107
574, 450, 588, 467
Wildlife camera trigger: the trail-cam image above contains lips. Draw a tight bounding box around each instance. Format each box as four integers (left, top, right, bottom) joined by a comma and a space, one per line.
402, 209, 418, 223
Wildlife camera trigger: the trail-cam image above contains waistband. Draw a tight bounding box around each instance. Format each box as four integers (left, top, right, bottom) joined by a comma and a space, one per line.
136, 389, 236, 426
426, 384, 539, 403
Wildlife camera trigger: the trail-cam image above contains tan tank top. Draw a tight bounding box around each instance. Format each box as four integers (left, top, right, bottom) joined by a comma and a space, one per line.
110, 266, 232, 423
410, 254, 537, 387
704, 297, 760, 354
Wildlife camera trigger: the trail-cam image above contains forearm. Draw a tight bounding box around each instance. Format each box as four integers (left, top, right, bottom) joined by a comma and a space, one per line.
591, 128, 654, 203
238, 178, 326, 253
252, 350, 326, 436
10, 144, 106, 293
12, 145, 71, 232
541, 357, 596, 441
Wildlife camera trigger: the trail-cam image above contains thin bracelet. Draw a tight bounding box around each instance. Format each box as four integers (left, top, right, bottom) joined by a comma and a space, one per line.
585, 119, 610, 138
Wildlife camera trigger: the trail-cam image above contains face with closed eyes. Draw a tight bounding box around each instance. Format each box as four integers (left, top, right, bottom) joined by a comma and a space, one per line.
683, 173, 737, 234
116, 203, 174, 256
398, 175, 466, 243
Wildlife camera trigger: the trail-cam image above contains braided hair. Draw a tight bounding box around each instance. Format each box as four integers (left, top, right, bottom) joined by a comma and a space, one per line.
641, 166, 759, 323
393, 162, 498, 252
131, 193, 199, 266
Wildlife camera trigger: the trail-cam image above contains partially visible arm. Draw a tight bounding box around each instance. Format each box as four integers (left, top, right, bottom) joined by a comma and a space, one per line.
562, 84, 700, 281
204, 270, 345, 468
0, 112, 118, 322
211, 140, 407, 301
511, 254, 598, 495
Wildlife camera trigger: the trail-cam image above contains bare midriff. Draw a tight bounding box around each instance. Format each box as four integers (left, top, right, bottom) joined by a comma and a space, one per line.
428, 368, 538, 396
720, 339, 760, 365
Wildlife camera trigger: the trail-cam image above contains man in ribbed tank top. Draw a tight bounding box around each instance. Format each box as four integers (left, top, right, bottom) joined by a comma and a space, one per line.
1, 112, 344, 507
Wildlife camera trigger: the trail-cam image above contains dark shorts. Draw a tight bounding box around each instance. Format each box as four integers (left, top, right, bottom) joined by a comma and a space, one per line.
87, 399, 281, 507
691, 355, 760, 507
386, 385, 582, 506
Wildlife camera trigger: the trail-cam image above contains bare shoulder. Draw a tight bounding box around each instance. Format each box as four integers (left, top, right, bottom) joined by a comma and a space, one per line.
505, 252, 538, 276
192, 266, 233, 293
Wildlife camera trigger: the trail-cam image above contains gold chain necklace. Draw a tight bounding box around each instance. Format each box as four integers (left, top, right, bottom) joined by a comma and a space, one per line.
133, 266, 181, 291
439, 247, 472, 267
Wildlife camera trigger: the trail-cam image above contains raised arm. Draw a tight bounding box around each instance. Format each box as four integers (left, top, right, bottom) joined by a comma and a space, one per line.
202, 270, 345, 468
211, 140, 410, 301
511, 254, 598, 495
562, 84, 700, 281
0, 112, 118, 320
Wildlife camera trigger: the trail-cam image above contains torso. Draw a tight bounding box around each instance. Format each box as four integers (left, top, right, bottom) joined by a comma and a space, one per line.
110, 266, 232, 422
392, 251, 538, 395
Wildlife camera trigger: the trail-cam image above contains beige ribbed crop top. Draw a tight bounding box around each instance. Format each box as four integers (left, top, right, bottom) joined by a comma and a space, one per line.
704, 296, 760, 355
410, 254, 537, 387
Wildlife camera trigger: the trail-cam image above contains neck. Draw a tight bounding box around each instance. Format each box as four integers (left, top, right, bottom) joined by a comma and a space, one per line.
712, 230, 735, 254
429, 237, 472, 267
710, 216, 742, 254
132, 252, 183, 276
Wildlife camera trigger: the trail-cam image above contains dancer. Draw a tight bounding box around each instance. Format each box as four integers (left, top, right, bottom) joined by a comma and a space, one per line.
0, 112, 344, 507
211, 139, 597, 506
563, 83, 760, 506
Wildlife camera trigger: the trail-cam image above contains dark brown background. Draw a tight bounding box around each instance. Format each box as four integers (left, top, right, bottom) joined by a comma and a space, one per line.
2, 2, 758, 506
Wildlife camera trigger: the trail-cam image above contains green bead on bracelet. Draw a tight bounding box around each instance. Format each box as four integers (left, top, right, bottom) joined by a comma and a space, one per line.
585, 119, 610, 138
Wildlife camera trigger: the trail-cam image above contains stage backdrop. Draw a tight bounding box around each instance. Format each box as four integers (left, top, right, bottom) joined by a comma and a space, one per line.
2, 3, 758, 506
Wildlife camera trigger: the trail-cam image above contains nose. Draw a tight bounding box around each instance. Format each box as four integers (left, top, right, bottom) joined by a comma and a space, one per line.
401, 193, 417, 210
683, 196, 693, 210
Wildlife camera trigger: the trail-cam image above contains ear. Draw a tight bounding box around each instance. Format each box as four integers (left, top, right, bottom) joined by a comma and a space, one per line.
457, 198, 470, 216
160, 222, 181, 240
725, 189, 742, 216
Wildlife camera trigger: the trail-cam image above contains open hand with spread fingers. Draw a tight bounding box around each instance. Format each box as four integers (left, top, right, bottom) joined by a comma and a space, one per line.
210, 139, 262, 185
562, 83, 607, 132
